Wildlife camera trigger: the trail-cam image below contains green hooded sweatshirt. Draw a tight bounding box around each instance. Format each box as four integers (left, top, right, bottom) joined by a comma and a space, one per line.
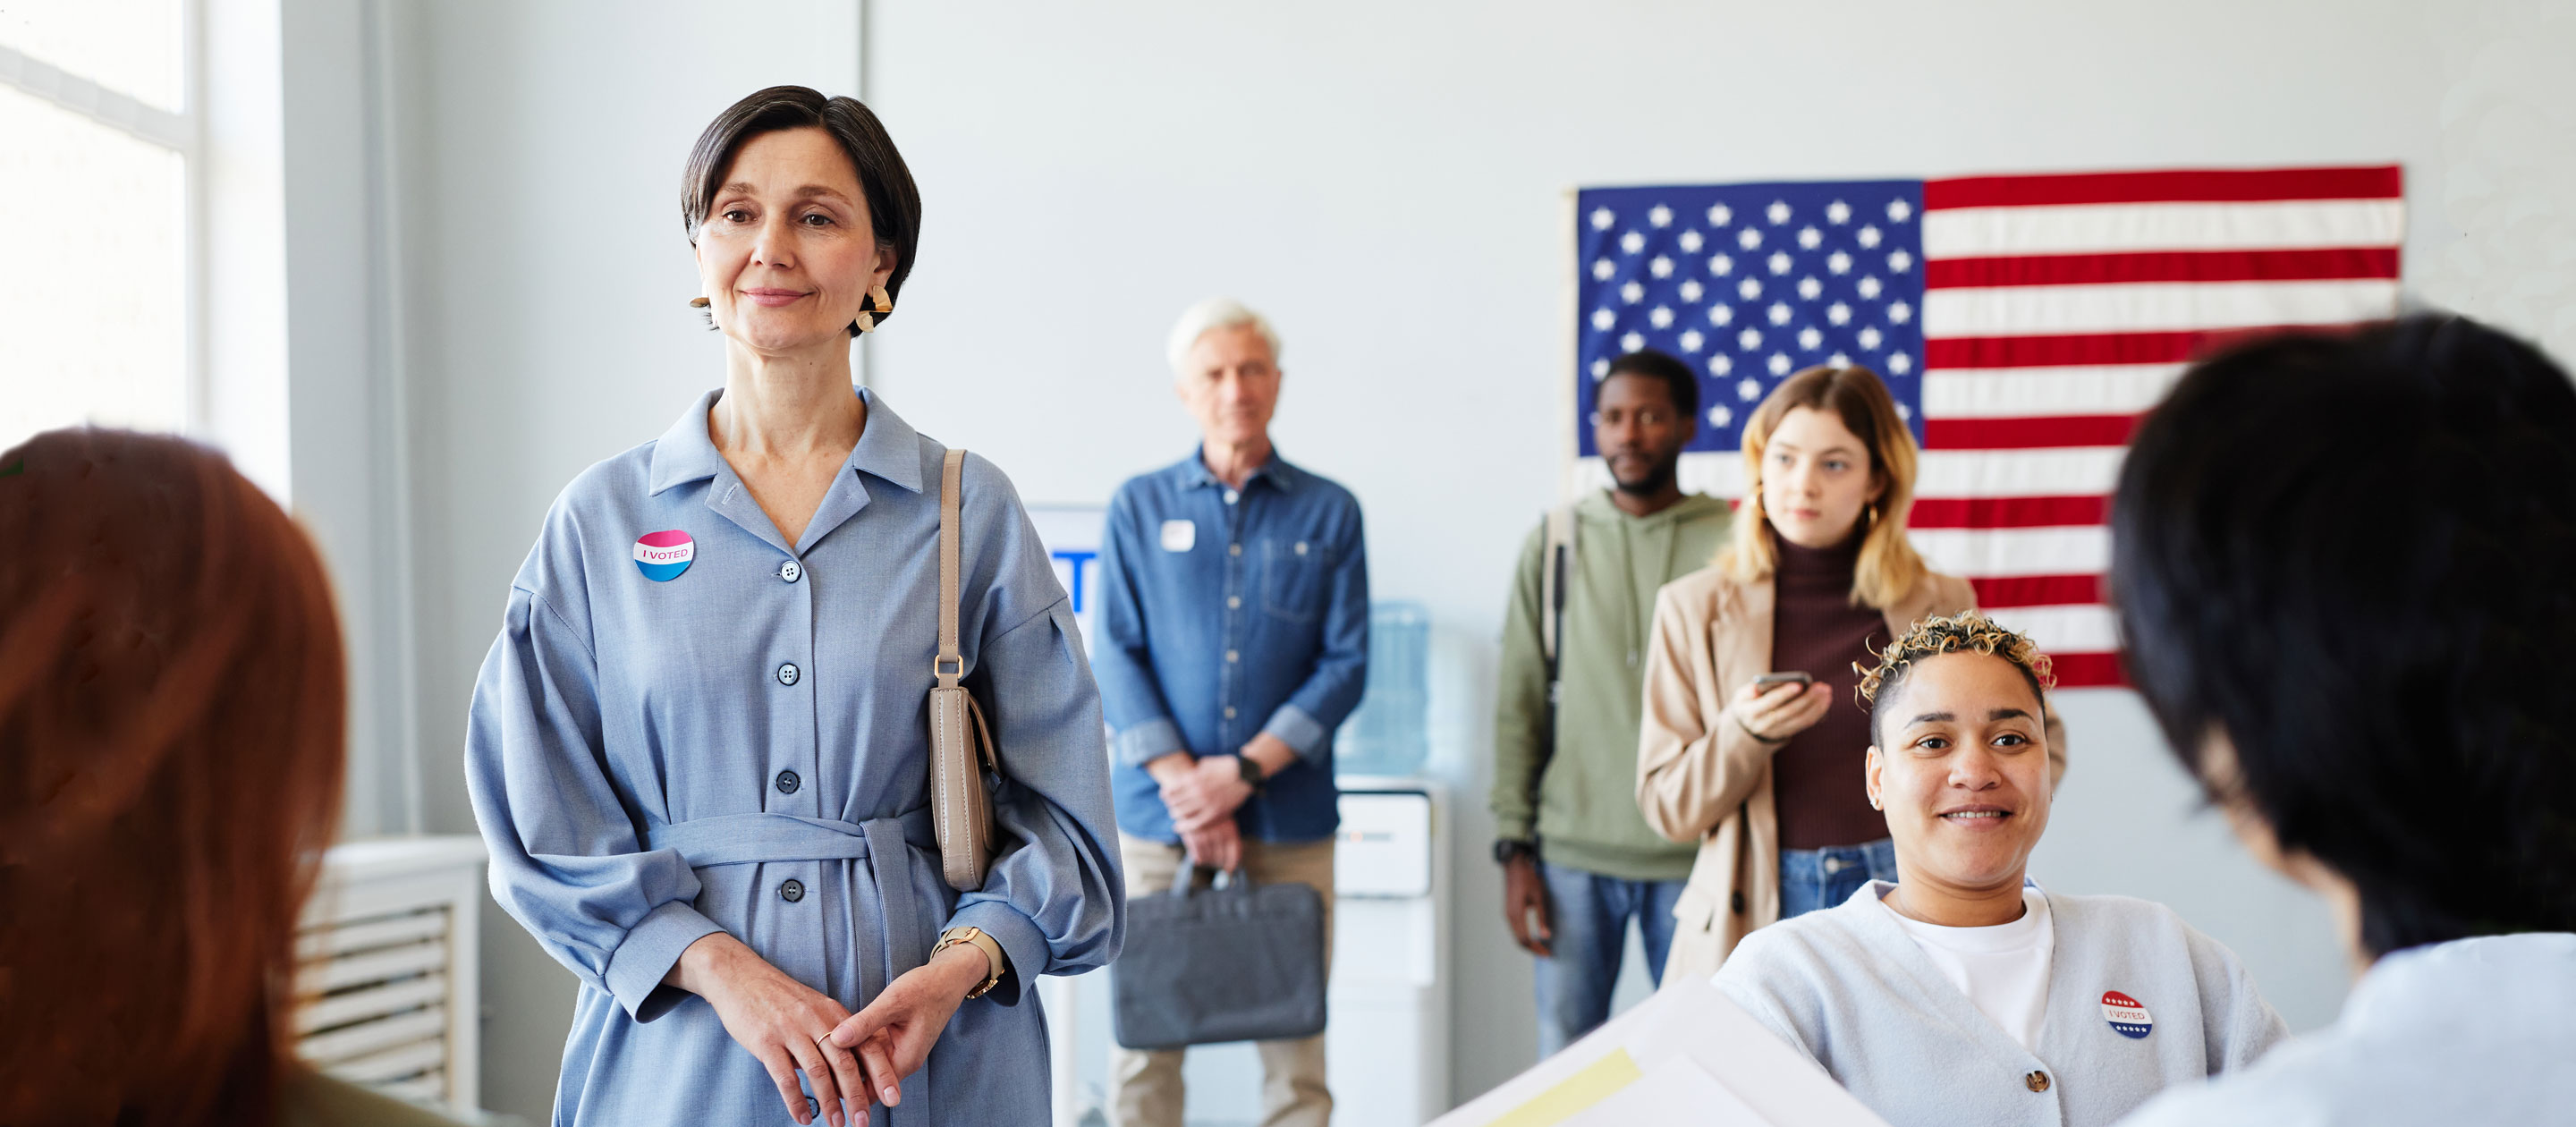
1491, 489, 1733, 881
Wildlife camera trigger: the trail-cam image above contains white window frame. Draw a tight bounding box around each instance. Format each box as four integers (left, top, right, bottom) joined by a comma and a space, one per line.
0, 2, 211, 447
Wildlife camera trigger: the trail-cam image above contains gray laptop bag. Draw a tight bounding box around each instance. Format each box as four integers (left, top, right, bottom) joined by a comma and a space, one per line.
1110, 867, 1328, 1050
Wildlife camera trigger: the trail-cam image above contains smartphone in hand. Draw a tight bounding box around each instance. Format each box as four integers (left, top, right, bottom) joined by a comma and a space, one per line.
1752, 671, 1815, 688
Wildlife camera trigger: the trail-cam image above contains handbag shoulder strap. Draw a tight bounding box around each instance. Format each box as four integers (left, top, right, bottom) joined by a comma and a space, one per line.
937, 448, 966, 690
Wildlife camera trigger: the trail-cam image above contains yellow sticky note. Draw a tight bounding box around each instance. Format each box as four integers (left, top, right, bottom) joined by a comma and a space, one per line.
1485, 1047, 1645, 1127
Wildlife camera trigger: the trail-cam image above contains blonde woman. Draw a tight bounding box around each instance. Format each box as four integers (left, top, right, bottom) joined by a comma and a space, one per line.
1633, 364, 2065, 979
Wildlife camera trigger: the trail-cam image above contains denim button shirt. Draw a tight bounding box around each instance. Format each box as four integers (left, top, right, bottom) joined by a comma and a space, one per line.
1092, 449, 1369, 843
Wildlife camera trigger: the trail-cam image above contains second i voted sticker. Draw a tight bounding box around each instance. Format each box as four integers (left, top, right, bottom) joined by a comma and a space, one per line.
1160, 519, 1197, 553
632, 530, 695, 581
2100, 990, 2153, 1039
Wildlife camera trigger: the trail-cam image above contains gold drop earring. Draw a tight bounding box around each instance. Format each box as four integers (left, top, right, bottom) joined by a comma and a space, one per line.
854, 284, 894, 334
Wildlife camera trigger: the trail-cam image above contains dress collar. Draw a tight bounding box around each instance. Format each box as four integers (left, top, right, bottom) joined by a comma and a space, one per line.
648, 386, 925, 496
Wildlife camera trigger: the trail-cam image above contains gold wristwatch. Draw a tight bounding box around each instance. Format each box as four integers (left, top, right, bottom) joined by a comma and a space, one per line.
935, 926, 1007, 999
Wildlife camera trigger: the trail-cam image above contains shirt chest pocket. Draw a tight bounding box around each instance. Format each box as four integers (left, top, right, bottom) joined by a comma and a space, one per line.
1260, 536, 1331, 623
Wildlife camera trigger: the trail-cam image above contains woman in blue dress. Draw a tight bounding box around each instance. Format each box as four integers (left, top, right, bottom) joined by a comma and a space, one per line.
465, 86, 1123, 1127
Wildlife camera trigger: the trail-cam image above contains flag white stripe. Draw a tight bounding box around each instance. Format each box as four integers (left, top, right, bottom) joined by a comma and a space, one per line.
1981, 604, 2123, 655
1923, 279, 2401, 337
1911, 525, 2110, 578
1920, 199, 2405, 258
1916, 447, 2126, 499
1922, 364, 2188, 419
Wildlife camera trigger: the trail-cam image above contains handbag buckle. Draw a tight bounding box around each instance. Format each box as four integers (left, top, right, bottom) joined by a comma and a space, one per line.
933, 656, 965, 679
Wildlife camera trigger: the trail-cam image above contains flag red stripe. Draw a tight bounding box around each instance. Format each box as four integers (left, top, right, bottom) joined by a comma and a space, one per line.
1911, 496, 2107, 530
1923, 247, 2401, 290
2044, 650, 2128, 689
1921, 165, 2402, 210
1969, 573, 2106, 607
1924, 413, 2140, 450
1923, 324, 2369, 370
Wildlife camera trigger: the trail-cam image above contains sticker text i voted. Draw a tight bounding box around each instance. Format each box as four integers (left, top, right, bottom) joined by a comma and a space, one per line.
633, 530, 695, 581
2100, 990, 2153, 1039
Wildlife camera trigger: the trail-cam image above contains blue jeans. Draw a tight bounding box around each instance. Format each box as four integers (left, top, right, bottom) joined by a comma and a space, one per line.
1532, 861, 1688, 1057
1777, 837, 1901, 919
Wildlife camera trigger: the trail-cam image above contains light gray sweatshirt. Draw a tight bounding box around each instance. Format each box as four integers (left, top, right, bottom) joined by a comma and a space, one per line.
1716, 881, 2288, 1127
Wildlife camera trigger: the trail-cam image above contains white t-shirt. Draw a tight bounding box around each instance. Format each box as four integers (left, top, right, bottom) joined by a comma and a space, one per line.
1877, 885, 2055, 1051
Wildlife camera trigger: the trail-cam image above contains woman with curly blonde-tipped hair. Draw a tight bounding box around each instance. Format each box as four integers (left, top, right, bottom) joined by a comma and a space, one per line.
1635, 364, 2066, 980
1711, 614, 2286, 1127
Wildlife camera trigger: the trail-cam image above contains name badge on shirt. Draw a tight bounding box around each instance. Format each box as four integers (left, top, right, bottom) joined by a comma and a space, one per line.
2100, 990, 2153, 1038
1161, 519, 1197, 553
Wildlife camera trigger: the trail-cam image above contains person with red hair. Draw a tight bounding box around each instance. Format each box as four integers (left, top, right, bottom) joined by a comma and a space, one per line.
0, 429, 461, 1127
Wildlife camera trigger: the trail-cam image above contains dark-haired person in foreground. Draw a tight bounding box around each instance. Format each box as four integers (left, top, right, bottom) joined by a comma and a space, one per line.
2110, 315, 2576, 1126
464, 87, 1121, 1127
1714, 614, 2284, 1127
0, 430, 462, 1127
1491, 348, 1733, 1055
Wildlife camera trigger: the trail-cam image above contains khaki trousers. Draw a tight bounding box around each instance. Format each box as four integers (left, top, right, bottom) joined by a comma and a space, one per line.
1111, 833, 1336, 1127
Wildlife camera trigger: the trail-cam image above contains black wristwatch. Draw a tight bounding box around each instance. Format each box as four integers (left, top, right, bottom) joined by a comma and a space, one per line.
1236, 754, 1268, 794
1493, 838, 1538, 865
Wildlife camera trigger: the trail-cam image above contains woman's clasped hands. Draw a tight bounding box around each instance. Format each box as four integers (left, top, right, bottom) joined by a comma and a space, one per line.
674, 932, 991, 1125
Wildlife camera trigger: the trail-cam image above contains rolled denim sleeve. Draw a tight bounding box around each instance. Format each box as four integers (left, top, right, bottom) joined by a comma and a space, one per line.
1090, 486, 1188, 767
1264, 499, 1369, 764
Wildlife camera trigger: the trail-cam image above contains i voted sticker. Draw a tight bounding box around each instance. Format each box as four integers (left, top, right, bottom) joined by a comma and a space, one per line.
632, 530, 695, 581
1161, 519, 1197, 553
2101, 990, 2153, 1039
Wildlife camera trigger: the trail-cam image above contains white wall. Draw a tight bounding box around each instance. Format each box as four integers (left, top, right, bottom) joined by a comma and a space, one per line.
369, 1, 2576, 1121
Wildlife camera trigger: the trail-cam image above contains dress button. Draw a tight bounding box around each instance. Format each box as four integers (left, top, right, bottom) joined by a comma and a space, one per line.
1224, 706, 1237, 719
1227, 596, 1241, 609
779, 559, 802, 583
1224, 489, 1239, 504
775, 663, 800, 686
1225, 649, 1239, 663
775, 770, 800, 794
779, 878, 805, 903
1229, 543, 1242, 556
2024, 1070, 2050, 1093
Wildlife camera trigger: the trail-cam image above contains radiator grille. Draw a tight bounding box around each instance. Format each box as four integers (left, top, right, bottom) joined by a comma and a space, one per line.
293, 903, 460, 1104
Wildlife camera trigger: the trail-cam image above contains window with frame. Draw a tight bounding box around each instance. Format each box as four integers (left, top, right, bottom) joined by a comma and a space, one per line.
1, 1, 193, 453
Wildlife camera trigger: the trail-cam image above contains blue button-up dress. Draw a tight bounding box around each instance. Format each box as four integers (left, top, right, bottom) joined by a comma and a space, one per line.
464, 388, 1124, 1126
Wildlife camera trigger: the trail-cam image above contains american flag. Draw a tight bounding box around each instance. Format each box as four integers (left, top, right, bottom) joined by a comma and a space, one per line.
1572, 165, 2405, 687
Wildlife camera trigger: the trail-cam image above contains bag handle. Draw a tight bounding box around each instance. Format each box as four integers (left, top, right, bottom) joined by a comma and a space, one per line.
1171, 863, 1252, 897
936, 449, 966, 690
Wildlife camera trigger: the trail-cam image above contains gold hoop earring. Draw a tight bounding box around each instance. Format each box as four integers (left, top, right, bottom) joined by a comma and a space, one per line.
688, 297, 709, 308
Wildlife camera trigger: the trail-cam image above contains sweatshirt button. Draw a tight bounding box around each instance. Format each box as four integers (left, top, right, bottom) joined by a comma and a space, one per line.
2025, 1071, 2050, 1093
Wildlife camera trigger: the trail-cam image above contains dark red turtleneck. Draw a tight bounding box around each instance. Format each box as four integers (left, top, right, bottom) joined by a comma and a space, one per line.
1767, 528, 1894, 850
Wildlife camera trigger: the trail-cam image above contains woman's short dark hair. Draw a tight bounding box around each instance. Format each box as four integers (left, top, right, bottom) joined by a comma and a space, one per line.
2111, 314, 2576, 958
682, 85, 921, 335
1604, 349, 1699, 422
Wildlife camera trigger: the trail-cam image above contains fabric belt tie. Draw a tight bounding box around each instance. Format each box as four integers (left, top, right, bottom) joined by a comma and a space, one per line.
646, 808, 943, 1122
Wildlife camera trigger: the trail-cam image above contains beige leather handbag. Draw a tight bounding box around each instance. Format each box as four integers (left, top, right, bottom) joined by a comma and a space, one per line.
929, 448, 1002, 891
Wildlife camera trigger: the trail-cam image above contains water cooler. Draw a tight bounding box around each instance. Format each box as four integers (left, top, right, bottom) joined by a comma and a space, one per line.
1325, 777, 1450, 1126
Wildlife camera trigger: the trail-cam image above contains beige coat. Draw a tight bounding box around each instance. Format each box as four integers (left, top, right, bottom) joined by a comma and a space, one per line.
1635, 566, 2069, 981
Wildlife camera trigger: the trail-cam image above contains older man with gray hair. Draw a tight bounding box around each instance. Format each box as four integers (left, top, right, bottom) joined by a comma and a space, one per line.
1091, 298, 1369, 1127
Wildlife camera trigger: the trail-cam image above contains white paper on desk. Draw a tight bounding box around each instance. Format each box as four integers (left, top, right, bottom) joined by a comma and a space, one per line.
1561, 1058, 1766, 1125
1429, 977, 1891, 1127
